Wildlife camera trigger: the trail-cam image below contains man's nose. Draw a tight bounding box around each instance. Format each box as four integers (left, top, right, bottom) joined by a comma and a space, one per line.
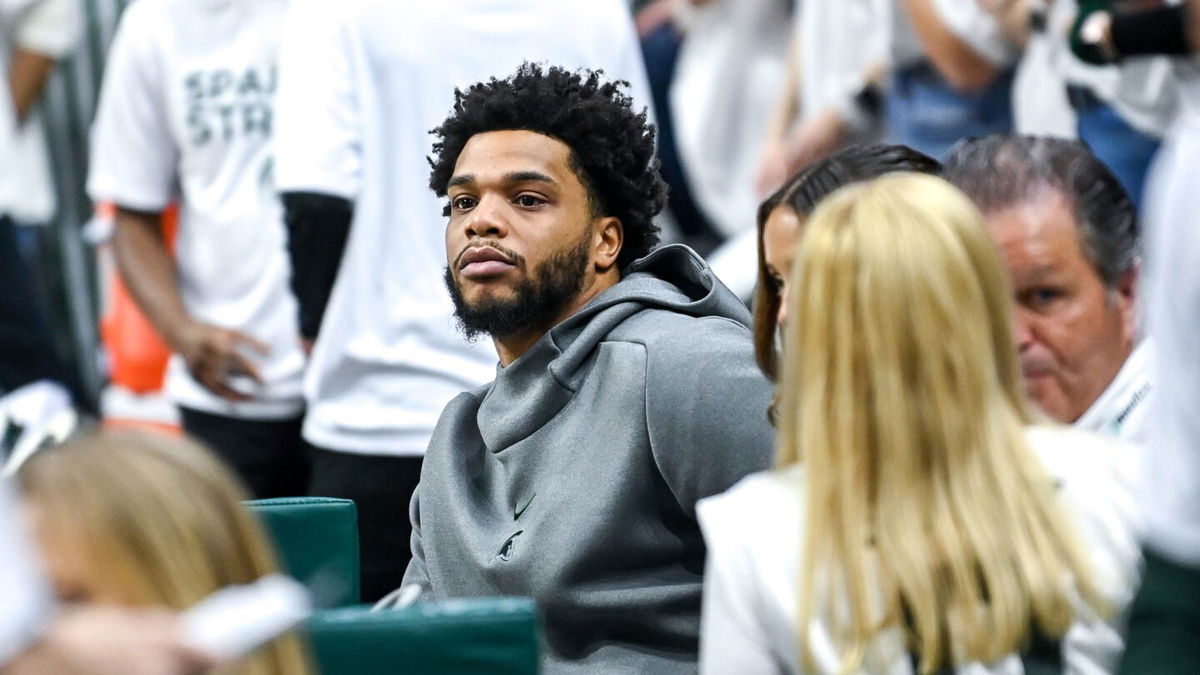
1012, 306, 1035, 352
463, 195, 508, 238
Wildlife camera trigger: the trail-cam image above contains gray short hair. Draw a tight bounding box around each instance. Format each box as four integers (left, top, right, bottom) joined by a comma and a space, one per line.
943, 135, 1139, 287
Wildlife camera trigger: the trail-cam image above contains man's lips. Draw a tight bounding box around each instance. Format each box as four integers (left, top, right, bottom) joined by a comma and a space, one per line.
458, 246, 516, 278
1021, 365, 1053, 380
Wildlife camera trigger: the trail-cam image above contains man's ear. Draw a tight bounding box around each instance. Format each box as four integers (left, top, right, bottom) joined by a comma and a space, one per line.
1115, 261, 1139, 345
594, 216, 623, 273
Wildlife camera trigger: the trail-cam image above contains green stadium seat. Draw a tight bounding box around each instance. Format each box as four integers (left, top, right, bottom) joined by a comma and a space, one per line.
246, 497, 360, 608
306, 598, 539, 675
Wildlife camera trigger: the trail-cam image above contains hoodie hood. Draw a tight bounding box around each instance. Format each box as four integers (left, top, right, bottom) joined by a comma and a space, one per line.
476, 244, 751, 451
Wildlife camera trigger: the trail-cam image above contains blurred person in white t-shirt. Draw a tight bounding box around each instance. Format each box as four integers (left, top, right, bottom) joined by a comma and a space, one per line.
88, 0, 309, 499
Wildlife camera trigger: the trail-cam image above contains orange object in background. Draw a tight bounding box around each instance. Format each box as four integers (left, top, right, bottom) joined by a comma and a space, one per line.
98, 203, 178, 394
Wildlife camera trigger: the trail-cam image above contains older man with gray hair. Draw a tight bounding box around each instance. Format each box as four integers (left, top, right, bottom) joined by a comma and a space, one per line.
944, 134, 1148, 443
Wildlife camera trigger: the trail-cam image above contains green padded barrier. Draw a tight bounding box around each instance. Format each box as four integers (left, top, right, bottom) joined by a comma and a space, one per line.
246, 497, 360, 608
307, 598, 539, 675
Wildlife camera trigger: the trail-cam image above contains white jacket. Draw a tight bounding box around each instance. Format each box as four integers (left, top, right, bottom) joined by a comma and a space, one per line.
697, 425, 1142, 674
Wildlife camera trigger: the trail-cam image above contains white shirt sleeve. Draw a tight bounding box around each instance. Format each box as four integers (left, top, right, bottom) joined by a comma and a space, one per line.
85, 3, 178, 212
697, 495, 781, 675
0, 479, 53, 667
928, 0, 1017, 67
273, 0, 362, 199
13, 0, 82, 58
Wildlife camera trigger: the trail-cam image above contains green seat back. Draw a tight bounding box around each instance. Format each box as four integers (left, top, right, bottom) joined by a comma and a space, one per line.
307, 597, 539, 675
246, 497, 360, 608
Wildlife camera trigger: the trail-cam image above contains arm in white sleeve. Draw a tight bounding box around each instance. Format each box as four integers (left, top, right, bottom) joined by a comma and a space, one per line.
86, 2, 177, 212
0, 479, 53, 667
13, 0, 82, 58
904, 0, 1011, 91
6, 0, 82, 124
928, 0, 1018, 66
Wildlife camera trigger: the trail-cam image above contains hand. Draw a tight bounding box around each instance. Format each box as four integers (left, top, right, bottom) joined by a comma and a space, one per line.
755, 142, 792, 199
299, 336, 315, 358
176, 322, 269, 402
764, 108, 848, 192
7, 606, 220, 675
1070, 1, 1118, 64
635, 0, 678, 38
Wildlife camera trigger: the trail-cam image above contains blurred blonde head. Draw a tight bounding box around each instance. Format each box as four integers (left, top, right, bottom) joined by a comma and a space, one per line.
18, 430, 309, 675
775, 173, 1105, 672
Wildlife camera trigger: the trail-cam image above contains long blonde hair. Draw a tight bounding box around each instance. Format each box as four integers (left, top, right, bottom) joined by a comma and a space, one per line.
18, 430, 310, 675
775, 174, 1106, 672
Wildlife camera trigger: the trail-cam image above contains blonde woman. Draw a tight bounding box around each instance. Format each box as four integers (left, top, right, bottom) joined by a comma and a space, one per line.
17, 431, 310, 675
698, 174, 1141, 674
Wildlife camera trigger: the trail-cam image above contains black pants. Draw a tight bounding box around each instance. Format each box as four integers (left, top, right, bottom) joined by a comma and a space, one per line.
306, 447, 423, 603
179, 407, 310, 499
0, 215, 75, 396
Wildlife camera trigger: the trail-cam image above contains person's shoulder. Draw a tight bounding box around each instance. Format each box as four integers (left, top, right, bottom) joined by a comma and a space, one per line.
698, 466, 804, 546
425, 384, 491, 455
700, 466, 804, 516
621, 309, 762, 400
447, 382, 490, 411
616, 308, 753, 357
1026, 424, 1139, 481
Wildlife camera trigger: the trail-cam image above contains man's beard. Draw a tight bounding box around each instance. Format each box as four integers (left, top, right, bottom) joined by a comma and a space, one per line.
444, 229, 591, 342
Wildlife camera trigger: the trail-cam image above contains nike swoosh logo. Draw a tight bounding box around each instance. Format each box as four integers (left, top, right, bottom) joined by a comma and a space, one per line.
514, 493, 535, 520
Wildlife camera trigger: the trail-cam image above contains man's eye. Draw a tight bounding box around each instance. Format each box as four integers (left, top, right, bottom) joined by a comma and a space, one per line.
1025, 287, 1063, 308
451, 196, 476, 211
515, 194, 544, 208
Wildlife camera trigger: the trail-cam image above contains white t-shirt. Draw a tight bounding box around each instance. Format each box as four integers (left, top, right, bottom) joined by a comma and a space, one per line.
88, 0, 305, 420
1141, 89, 1200, 566
0, 478, 52, 667
669, 0, 791, 239
274, 0, 654, 456
697, 425, 1142, 674
0, 0, 81, 225
1074, 340, 1152, 446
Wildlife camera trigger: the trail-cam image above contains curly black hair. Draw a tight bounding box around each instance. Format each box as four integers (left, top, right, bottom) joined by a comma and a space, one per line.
429, 62, 666, 269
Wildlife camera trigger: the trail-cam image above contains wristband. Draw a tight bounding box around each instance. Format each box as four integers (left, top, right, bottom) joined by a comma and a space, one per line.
1112, 4, 1191, 58
836, 81, 883, 137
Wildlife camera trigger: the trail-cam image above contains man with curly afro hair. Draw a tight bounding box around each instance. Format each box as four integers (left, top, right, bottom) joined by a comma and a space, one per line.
403, 63, 776, 673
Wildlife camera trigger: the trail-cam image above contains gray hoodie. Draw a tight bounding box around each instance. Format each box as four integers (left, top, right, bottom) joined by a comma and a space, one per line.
402, 245, 776, 673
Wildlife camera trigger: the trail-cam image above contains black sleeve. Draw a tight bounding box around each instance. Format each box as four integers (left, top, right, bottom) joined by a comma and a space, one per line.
1112, 4, 1192, 58
281, 191, 354, 340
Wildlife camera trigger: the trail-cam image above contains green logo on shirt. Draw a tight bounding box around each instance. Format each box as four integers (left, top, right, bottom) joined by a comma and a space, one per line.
492, 530, 524, 563
514, 493, 535, 520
